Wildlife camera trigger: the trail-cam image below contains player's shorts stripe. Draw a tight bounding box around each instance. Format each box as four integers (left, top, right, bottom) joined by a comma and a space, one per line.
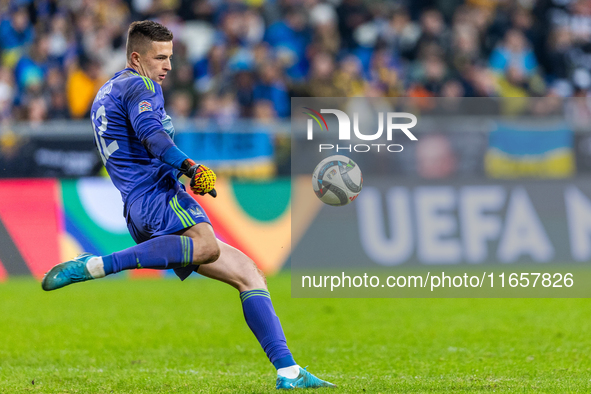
169, 199, 189, 227
173, 196, 196, 226
173, 195, 196, 227
169, 198, 187, 227
170, 200, 188, 227
176, 196, 196, 227
172, 196, 193, 226
240, 289, 271, 303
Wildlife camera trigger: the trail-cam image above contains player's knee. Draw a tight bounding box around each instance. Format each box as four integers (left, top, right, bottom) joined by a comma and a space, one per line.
199, 242, 220, 265
191, 238, 220, 265
208, 243, 221, 264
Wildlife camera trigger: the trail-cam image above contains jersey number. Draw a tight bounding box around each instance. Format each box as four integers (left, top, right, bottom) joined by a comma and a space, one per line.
92, 105, 119, 164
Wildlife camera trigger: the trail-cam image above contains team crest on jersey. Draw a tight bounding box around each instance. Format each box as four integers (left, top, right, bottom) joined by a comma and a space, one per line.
139, 100, 152, 113
189, 207, 204, 218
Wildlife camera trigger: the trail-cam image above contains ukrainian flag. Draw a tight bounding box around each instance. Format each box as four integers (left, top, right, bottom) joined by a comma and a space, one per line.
485, 123, 575, 178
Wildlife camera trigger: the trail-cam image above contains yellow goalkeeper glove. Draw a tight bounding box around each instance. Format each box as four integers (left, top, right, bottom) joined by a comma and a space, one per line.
181, 159, 217, 197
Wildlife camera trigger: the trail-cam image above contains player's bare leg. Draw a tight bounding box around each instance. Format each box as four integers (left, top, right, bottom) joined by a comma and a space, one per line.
198, 241, 267, 291
180, 224, 266, 292
179, 224, 335, 389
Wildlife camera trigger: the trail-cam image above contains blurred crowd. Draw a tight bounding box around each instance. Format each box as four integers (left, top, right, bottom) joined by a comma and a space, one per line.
0, 0, 591, 124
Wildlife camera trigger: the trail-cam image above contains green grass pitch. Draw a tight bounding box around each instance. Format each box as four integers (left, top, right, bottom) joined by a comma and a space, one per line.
1, 273, 590, 393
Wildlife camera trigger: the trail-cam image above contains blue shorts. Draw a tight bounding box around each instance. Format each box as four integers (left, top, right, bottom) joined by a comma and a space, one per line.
125, 184, 211, 280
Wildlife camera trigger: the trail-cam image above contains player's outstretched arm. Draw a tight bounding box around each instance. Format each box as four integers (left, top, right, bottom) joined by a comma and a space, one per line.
141, 130, 217, 197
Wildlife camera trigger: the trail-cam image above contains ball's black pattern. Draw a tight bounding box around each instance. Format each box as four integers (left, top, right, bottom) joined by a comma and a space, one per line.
339, 161, 362, 193
314, 158, 361, 206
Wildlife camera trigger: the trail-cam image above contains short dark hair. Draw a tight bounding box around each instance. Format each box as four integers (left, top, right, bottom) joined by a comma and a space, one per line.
126, 20, 173, 60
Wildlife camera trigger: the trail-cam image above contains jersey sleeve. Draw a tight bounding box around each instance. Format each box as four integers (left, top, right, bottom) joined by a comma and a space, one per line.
124, 76, 165, 141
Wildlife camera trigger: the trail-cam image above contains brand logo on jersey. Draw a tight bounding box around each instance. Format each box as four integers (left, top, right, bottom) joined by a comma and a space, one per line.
139, 100, 152, 113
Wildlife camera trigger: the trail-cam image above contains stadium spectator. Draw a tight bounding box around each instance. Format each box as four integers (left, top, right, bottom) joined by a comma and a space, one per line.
545, 27, 572, 82
14, 36, 52, 95
253, 99, 276, 122
66, 57, 105, 118
46, 13, 73, 65
0, 7, 34, 65
309, 2, 340, 56
264, 7, 311, 80
215, 90, 240, 128
26, 96, 47, 125
306, 51, 344, 97
252, 62, 289, 118
489, 28, 539, 77
193, 43, 227, 93
333, 55, 366, 97
369, 47, 403, 96
234, 67, 256, 117
413, 9, 452, 61
197, 92, 218, 120
48, 90, 70, 120
409, 50, 451, 97
380, 7, 421, 60
450, 23, 481, 75
336, 0, 371, 50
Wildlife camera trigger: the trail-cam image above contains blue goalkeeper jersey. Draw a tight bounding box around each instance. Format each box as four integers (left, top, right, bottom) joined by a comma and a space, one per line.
90, 68, 179, 211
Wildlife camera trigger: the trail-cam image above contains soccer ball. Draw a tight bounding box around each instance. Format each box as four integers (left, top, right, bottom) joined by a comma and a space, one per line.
312, 155, 363, 206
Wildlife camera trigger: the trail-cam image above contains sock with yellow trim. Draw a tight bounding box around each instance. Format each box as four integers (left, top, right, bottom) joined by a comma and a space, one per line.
241, 289, 296, 370
100, 235, 194, 275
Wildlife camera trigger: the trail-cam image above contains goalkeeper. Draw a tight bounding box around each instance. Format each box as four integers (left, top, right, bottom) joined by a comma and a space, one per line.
41, 20, 334, 390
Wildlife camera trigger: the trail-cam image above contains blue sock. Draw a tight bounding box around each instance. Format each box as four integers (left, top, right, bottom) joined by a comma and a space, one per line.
101, 235, 193, 275
241, 289, 296, 369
